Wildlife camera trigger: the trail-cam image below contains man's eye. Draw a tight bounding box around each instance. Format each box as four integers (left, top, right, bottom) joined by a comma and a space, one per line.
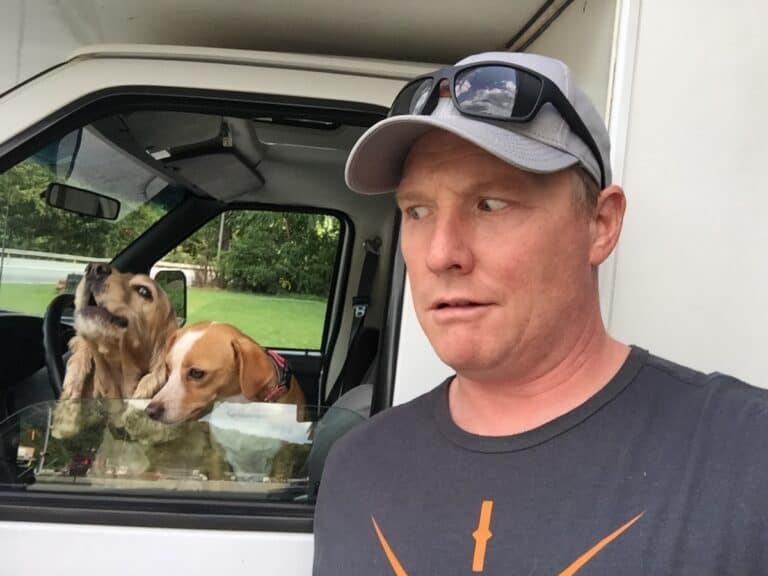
405, 206, 430, 220
188, 368, 205, 380
478, 198, 508, 212
134, 285, 153, 300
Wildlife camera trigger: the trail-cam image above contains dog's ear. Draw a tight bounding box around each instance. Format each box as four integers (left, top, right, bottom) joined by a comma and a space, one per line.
133, 328, 180, 399
231, 337, 274, 400
147, 296, 179, 357
150, 328, 179, 379
163, 328, 181, 357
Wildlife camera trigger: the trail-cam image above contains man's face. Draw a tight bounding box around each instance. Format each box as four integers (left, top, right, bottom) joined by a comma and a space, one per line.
397, 130, 599, 383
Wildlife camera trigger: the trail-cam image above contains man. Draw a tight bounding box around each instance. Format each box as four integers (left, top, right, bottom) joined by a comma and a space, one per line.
313, 52, 768, 574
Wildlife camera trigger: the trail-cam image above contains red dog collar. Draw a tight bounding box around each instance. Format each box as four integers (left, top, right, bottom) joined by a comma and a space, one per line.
263, 349, 292, 402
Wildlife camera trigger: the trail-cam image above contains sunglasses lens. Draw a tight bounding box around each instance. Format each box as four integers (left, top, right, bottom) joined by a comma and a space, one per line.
454, 66, 542, 119
391, 78, 434, 116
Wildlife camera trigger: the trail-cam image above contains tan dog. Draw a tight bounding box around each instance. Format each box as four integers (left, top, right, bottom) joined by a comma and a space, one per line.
145, 321, 306, 424
52, 263, 177, 438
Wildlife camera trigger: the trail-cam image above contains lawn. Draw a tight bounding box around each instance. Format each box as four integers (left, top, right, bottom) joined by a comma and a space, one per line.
186, 287, 327, 349
0, 283, 57, 316
0, 284, 327, 350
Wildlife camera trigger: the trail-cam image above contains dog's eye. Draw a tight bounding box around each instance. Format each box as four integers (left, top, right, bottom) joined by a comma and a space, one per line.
134, 285, 153, 301
188, 368, 205, 380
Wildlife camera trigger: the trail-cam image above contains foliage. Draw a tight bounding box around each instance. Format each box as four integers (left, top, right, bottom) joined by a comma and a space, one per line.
165, 217, 221, 268
0, 161, 165, 258
167, 211, 340, 297
218, 211, 339, 297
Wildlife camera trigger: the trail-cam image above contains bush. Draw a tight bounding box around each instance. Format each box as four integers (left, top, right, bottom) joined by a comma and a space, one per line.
219, 212, 339, 297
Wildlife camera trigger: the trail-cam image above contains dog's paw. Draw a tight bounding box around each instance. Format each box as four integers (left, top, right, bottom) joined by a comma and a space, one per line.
51, 401, 83, 439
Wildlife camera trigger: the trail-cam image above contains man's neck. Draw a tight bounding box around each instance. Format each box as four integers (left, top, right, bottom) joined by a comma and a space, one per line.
448, 324, 630, 436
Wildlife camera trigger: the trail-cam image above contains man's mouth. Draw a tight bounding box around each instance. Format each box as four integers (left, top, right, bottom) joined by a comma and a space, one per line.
432, 299, 490, 311
81, 291, 129, 328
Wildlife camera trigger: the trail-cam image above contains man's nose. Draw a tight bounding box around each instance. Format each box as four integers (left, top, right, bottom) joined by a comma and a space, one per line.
85, 262, 112, 280
425, 212, 473, 275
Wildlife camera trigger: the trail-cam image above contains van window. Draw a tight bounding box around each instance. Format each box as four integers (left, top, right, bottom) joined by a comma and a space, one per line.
168, 209, 340, 350
2, 399, 362, 502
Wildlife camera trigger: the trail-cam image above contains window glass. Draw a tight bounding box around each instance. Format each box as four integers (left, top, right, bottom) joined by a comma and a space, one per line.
0, 125, 182, 316
167, 210, 340, 350
2, 399, 363, 502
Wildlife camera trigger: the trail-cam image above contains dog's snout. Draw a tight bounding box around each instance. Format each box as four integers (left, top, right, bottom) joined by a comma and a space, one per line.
145, 401, 165, 421
95, 264, 112, 278
86, 262, 112, 280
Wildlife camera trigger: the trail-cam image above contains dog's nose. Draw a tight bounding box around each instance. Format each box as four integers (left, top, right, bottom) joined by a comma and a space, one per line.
145, 402, 165, 421
86, 263, 111, 280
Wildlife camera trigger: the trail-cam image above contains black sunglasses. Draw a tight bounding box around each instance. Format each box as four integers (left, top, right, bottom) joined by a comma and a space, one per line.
390, 62, 605, 189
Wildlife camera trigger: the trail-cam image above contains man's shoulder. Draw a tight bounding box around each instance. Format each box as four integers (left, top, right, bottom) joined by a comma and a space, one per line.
325, 382, 444, 467
642, 349, 765, 396
638, 348, 768, 427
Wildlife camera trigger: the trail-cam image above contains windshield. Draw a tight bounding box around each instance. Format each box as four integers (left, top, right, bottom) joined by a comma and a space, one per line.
0, 124, 183, 315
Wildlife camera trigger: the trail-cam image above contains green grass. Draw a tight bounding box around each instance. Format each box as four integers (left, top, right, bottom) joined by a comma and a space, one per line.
0, 283, 58, 316
0, 284, 327, 350
186, 287, 326, 349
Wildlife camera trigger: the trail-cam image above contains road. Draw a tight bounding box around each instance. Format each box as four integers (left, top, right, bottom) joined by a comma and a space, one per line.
0, 257, 84, 284
0, 256, 195, 285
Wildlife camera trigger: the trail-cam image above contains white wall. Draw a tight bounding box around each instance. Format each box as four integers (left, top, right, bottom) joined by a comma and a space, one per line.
611, 0, 768, 387
0, 0, 81, 94
528, 0, 618, 119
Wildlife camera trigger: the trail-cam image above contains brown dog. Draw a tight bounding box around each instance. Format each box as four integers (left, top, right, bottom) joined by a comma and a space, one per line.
145, 321, 305, 424
52, 263, 178, 438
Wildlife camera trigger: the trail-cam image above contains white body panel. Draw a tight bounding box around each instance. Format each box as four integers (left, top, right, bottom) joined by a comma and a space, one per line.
1, 522, 313, 575
610, 0, 768, 387
0, 52, 421, 140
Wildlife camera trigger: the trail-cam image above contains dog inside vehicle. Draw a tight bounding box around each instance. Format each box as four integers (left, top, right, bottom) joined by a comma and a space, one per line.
145, 321, 306, 424
52, 263, 178, 438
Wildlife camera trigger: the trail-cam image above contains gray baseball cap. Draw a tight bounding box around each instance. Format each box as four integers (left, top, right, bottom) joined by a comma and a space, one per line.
345, 51, 611, 194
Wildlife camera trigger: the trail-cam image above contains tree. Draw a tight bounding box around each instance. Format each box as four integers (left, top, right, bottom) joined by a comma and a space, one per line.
165, 217, 223, 285
220, 211, 339, 297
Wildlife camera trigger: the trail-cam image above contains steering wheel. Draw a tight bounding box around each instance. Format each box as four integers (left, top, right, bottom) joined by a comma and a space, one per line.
43, 293, 75, 399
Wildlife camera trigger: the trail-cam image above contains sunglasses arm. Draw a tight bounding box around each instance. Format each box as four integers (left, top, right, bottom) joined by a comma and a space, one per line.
543, 85, 606, 189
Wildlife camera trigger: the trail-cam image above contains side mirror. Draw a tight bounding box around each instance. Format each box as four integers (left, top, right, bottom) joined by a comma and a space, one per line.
45, 182, 120, 220
154, 269, 187, 326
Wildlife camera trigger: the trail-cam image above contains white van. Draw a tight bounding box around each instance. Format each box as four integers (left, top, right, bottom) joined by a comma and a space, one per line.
2, 0, 766, 572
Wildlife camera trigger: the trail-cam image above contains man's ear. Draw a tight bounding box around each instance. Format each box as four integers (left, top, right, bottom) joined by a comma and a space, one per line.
231, 337, 274, 400
589, 184, 626, 266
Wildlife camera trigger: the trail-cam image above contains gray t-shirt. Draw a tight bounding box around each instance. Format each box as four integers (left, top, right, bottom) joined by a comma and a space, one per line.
313, 347, 768, 575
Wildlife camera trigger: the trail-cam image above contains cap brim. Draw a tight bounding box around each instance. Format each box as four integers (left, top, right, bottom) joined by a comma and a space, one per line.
345, 114, 580, 194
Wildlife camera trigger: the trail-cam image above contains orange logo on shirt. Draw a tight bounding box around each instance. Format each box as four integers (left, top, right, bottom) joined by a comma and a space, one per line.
471, 500, 494, 572
372, 502, 644, 575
